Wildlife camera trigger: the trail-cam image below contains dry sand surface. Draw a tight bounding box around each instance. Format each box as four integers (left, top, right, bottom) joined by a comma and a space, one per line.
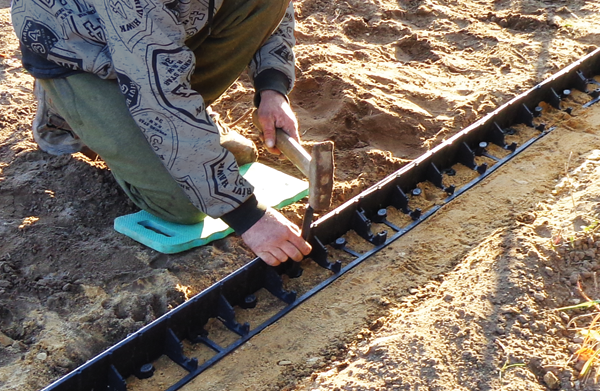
2, 0, 600, 390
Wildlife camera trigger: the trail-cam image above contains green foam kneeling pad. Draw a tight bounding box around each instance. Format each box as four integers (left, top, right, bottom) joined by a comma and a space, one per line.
114, 162, 309, 254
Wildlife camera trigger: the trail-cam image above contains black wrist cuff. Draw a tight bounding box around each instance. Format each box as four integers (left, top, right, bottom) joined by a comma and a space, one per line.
220, 194, 267, 235
253, 69, 290, 107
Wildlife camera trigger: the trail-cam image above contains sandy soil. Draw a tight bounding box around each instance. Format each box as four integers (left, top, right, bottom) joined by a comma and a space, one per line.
2, 0, 600, 390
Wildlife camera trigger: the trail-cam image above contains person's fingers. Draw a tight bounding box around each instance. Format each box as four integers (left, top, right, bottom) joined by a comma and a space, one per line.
269, 247, 289, 264
258, 116, 282, 155
257, 251, 281, 267
281, 219, 311, 257
284, 230, 312, 256
280, 240, 304, 262
278, 115, 299, 141
261, 116, 277, 150
252, 109, 278, 153
269, 111, 297, 137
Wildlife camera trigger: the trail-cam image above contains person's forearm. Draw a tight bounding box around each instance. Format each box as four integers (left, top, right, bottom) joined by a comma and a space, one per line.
220, 195, 267, 234
249, 1, 296, 98
253, 69, 290, 107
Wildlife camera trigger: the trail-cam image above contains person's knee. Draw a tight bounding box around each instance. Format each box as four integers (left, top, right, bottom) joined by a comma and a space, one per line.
117, 180, 207, 225
146, 200, 206, 225
167, 209, 205, 225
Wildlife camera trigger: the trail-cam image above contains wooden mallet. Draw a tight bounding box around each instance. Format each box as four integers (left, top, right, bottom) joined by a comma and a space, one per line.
275, 128, 335, 239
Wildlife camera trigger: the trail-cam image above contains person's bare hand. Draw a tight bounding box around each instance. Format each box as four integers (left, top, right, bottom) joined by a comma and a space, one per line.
254, 90, 299, 155
241, 207, 312, 266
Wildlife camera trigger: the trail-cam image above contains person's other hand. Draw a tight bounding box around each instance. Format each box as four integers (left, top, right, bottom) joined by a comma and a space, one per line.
254, 90, 299, 155
241, 207, 312, 266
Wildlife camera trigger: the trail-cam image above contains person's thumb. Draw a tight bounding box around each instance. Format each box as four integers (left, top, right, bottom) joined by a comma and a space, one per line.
252, 109, 276, 148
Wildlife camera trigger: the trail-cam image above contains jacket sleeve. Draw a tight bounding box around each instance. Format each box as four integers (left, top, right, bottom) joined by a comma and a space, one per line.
94, 0, 258, 222
249, 0, 296, 106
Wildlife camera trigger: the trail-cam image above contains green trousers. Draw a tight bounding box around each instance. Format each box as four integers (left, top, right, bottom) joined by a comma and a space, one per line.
39, 0, 289, 224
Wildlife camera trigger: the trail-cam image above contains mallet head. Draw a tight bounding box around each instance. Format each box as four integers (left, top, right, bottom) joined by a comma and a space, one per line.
308, 141, 335, 211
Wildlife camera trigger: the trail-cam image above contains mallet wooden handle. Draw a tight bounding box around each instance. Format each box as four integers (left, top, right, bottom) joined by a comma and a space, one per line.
275, 128, 311, 177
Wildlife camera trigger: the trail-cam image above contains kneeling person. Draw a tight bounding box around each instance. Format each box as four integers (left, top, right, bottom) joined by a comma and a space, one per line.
10, 0, 311, 265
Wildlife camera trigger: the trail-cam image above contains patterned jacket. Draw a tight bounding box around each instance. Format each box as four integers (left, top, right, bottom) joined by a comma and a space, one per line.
11, 0, 296, 232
